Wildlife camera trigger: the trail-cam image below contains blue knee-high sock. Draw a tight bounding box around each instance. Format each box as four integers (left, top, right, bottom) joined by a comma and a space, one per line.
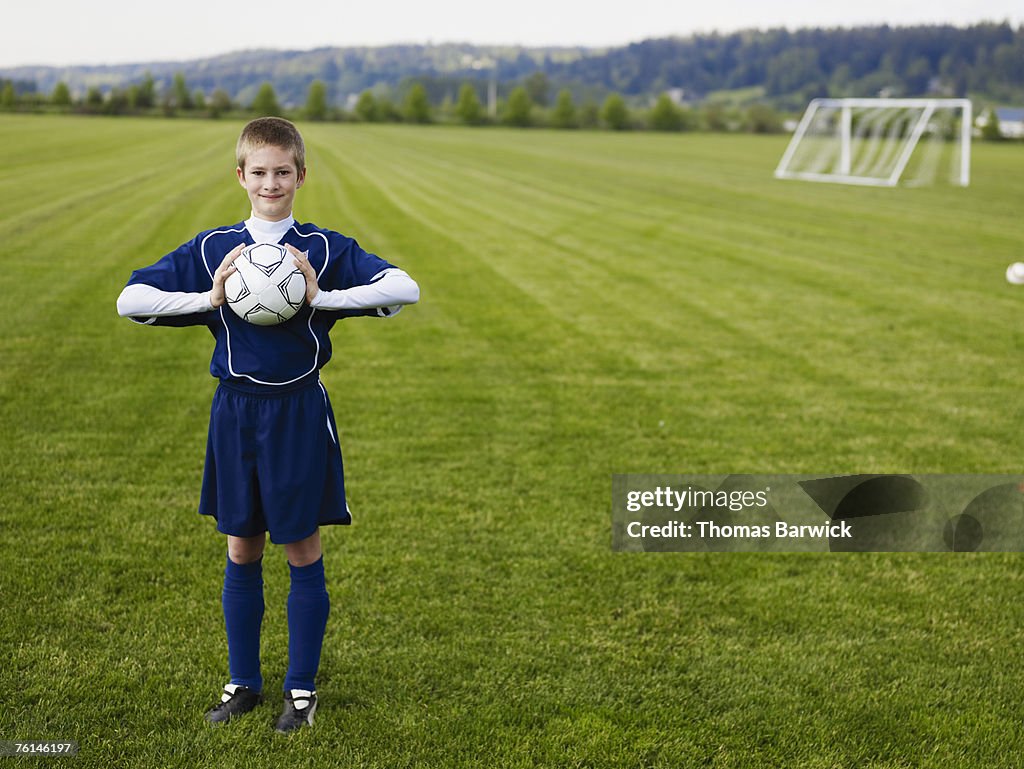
223, 557, 264, 692
284, 556, 330, 692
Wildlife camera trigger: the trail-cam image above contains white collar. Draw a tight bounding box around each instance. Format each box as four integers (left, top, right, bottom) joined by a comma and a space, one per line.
245, 212, 295, 244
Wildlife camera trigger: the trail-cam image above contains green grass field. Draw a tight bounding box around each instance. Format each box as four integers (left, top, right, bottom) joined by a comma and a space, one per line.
2, 114, 1024, 768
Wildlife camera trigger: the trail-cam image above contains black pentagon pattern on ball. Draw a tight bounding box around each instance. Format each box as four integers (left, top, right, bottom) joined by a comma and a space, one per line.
277, 272, 307, 311
242, 303, 289, 325
244, 243, 289, 276
224, 272, 250, 304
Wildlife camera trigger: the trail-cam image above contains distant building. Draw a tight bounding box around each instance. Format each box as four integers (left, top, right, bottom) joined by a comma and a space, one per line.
977, 107, 1024, 139
665, 88, 686, 106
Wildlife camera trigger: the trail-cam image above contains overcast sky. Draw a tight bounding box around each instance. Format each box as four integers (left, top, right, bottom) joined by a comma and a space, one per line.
5, 0, 1022, 68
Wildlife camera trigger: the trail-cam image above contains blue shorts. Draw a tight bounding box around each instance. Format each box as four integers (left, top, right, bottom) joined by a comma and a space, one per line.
199, 374, 351, 544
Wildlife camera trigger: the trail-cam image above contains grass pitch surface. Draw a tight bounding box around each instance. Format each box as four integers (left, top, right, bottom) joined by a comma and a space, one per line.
2, 115, 1024, 767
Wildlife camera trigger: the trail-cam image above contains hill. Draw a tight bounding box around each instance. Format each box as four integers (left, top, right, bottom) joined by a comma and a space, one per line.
0, 44, 589, 109
2, 22, 1022, 107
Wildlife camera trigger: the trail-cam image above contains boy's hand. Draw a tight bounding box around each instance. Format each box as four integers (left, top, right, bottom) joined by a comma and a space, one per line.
287, 244, 319, 304
210, 243, 245, 308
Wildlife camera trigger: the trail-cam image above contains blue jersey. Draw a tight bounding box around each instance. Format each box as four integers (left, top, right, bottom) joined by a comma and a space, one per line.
126, 221, 396, 386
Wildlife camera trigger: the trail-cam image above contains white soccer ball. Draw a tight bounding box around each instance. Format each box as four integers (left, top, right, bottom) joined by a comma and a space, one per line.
1006, 262, 1024, 285
224, 243, 307, 326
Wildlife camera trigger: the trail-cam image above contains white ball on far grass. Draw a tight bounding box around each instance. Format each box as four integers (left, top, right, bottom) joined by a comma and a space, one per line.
1007, 263, 1024, 285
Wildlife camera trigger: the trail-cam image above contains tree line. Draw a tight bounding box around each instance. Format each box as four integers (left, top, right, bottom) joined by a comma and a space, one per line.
0, 73, 787, 133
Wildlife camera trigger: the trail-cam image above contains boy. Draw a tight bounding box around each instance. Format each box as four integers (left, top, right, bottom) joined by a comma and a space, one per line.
116, 117, 419, 733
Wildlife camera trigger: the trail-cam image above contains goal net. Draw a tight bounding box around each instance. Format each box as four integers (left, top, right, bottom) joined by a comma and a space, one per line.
775, 98, 972, 187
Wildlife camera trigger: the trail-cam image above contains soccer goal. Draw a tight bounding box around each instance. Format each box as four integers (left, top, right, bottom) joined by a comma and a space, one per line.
774, 98, 972, 187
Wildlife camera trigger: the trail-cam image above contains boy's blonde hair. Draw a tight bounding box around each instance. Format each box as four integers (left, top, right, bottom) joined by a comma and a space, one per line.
236, 117, 306, 172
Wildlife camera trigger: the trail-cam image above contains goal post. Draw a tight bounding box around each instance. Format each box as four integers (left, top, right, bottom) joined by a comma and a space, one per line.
775, 98, 972, 187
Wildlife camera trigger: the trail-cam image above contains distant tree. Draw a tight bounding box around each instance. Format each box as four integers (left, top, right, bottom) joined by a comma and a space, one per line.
678, 106, 697, 131
744, 104, 782, 133
0, 82, 15, 110
980, 108, 1003, 141
172, 72, 192, 110
438, 91, 455, 120
51, 82, 71, 107
765, 47, 825, 96
355, 90, 378, 122
524, 72, 551, 106
649, 93, 683, 131
403, 82, 432, 124
578, 101, 600, 128
828, 64, 853, 97
251, 82, 281, 116
455, 83, 482, 125
551, 89, 577, 129
305, 80, 328, 121
193, 90, 206, 111
136, 72, 155, 109
504, 86, 532, 127
85, 86, 104, 111
160, 91, 176, 117
904, 57, 932, 95
377, 98, 401, 122
702, 103, 730, 132
992, 40, 1024, 86
125, 85, 140, 110
210, 88, 232, 118
601, 93, 630, 130
106, 88, 129, 115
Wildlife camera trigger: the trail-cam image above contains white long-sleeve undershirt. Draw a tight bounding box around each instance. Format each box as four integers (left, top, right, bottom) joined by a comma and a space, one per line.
116, 284, 215, 319
117, 212, 419, 320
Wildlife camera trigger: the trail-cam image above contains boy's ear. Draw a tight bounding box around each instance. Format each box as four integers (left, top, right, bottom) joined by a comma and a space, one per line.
236, 166, 246, 187
297, 167, 307, 188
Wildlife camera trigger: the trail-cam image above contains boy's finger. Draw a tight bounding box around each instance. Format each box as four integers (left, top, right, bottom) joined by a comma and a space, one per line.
220, 243, 244, 268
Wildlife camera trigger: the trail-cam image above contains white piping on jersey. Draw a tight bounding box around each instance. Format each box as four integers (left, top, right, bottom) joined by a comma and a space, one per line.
199, 226, 247, 281
289, 226, 331, 280
317, 381, 337, 445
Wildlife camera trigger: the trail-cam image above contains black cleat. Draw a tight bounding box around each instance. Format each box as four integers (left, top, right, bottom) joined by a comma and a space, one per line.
204, 684, 263, 725
274, 689, 317, 733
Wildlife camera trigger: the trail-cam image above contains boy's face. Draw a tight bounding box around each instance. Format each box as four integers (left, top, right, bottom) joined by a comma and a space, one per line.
236, 145, 306, 222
